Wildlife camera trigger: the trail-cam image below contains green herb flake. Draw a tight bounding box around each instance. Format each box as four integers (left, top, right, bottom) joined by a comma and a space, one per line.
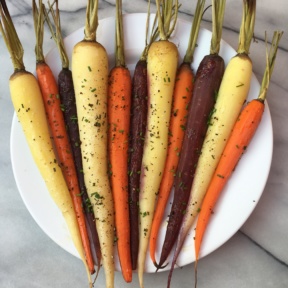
217, 174, 225, 179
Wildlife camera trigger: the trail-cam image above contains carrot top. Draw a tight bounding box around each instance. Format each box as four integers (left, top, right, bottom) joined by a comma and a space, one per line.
156, 0, 179, 41
210, 0, 226, 55
32, 0, 46, 62
237, 0, 256, 55
140, 0, 159, 61
258, 31, 283, 102
84, 0, 99, 42
184, 0, 206, 64
45, 0, 69, 69
0, 0, 25, 71
115, 0, 125, 67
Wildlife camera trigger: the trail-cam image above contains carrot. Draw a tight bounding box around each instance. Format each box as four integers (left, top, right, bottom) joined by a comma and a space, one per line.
171, 0, 257, 277
128, 1, 158, 271
71, 0, 115, 287
107, 0, 132, 282
32, 0, 95, 275
149, 0, 206, 268
0, 1, 92, 286
158, 0, 226, 273
45, 0, 102, 275
194, 30, 283, 286
137, 1, 179, 287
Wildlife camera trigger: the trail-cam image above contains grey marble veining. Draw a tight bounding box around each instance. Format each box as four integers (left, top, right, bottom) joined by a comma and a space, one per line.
0, 0, 287, 287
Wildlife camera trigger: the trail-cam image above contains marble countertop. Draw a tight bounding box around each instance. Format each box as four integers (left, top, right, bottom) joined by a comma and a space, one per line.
0, 1, 287, 287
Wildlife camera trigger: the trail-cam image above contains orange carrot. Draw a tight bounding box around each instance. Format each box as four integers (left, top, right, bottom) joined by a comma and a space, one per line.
194, 30, 283, 286
107, 0, 132, 282
32, 0, 94, 274
149, 0, 205, 266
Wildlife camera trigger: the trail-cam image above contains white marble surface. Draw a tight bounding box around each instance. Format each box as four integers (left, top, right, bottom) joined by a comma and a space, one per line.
0, 0, 288, 287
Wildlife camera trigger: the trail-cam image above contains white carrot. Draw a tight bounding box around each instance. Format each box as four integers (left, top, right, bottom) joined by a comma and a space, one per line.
0, 1, 92, 286
71, 0, 115, 287
137, 0, 179, 287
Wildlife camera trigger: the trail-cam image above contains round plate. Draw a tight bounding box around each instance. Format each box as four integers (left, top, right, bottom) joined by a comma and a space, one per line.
10, 13, 273, 273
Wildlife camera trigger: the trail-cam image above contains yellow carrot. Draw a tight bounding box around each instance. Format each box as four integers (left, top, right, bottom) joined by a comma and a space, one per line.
0, 1, 92, 286
178, 0, 257, 253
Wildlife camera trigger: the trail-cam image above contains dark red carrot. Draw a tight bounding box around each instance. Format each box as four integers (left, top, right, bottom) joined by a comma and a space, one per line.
128, 58, 148, 270
45, 0, 102, 272
32, 0, 94, 274
194, 30, 283, 287
149, 0, 205, 267
128, 2, 158, 270
156, 0, 226, 271
107, 0, 132, 282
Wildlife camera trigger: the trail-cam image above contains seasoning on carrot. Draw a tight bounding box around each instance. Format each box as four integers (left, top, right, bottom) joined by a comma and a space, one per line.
44, 0, 102, 276
128, 0, 158, 271
71, 0, 115, 287
0, 1, 92, 286
137, 0, 179, 287
172, 1, 257, 279
32, 0, 95, 275
157, 0, 226, 275
149, 0, 206, 269
107, 0, 132, 283
194, 30, 283, 287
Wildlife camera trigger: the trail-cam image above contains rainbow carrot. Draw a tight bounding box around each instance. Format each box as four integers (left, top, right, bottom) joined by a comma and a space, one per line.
107, 0, 132, 282
32, 0, 95, 274
149, 0, 206, 268
194, 30, 283, 287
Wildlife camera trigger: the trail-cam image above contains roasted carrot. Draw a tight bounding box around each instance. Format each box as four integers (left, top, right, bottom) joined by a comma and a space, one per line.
45, 0, 102, 274
157, 0, 226, 274
137, 1, 179, 287
71, 0, 115, 286
149, 0, 206, 268
194, 30, 283, 286
128, 1, 158, 270
0, 1, 92, 286
32, 0, 95, 275
107, 0, 132, 282
171, 1, 257, 279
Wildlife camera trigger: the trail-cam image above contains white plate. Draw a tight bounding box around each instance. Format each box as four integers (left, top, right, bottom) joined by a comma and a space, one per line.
10, 13, 273, 273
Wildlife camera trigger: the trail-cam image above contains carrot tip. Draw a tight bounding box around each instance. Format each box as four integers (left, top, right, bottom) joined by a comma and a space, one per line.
154, 261, 169, 272
194, 259, 198, 288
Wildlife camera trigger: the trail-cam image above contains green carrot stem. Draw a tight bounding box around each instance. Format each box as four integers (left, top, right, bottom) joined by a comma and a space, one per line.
45, 0, 69, 69
184, 0, 206, 64
237, 0, 256, 55
115, 0, 125, 67
210, 0, 226, 55
0, 0, 25, 71
155, 0, 179, 41
32, 0, 45, 63
258, 31, 283, 102
140, 0, 159, 61
84, 0, 99, 42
